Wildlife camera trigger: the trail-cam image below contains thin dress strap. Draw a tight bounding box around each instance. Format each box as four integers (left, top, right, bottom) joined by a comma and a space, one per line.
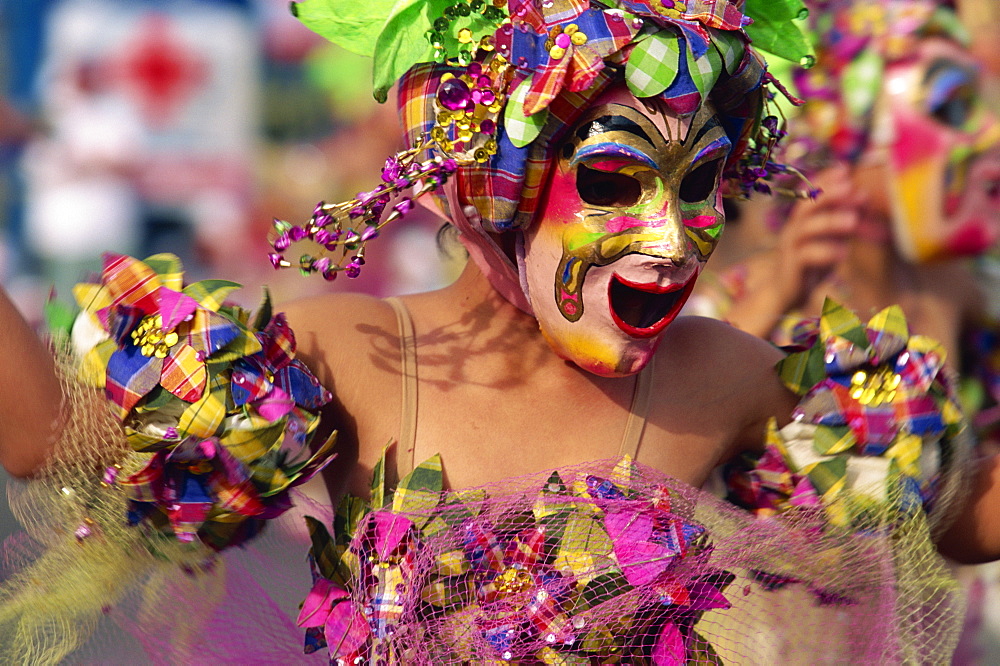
618, 355, 654, 459
385, 297, 418, 480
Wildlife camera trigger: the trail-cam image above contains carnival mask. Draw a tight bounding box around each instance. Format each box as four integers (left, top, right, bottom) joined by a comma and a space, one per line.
878, 37, 1000, 262
521, 86, 730, 376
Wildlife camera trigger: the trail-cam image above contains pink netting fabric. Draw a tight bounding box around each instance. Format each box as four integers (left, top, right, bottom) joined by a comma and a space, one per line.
0, 352, 965, 663
299, 457, 963, 664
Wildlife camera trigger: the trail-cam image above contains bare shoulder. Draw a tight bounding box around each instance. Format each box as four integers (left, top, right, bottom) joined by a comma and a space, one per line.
279, 292, 400, 385
651, 315, 796, 449
656, 315, 786, 378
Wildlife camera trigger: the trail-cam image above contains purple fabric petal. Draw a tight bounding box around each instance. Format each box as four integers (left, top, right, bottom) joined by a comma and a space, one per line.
155, 287, 199, 331
371, 512, 415, 560
651, 621, 686, 665
324, 599, 371, 657
256, 386, 295, 422
297, 577, 350, 628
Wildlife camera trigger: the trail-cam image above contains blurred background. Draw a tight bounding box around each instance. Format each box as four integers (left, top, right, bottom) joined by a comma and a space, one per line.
0, 0, 461, 317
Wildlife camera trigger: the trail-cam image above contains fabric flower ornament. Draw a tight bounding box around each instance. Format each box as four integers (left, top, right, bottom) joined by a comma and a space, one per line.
75, 253, 259, 420
462, 521, 577, 657
298, 571, 370, 660
231, 313, 333, 422
781, 300, 960, 455
499, 7, 641, 117
588, 475, 731, 664
119, 437, 264, 544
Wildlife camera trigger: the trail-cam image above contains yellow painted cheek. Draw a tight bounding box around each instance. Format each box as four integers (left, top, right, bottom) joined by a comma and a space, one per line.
893, 158, 941, 261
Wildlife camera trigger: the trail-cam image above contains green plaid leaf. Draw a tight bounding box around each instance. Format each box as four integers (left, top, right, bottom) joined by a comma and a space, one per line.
685, 40, 724, 100
219, 420, 286, 468
813, 424, 856, 456
370, 446, 390, 509
504, 76, 548, 148
144, 253, 183, 285
184, 279, 242, 312
776, 344, 827, 395
819, 298, 869, 348
625, 31, 681, 98
805, 456, 847, 496
249, 451, 292, 492
710, 28, 743, 74
393, 454, 443, 529
252, 287, 273, 331
336, 494, 371, 547
841, 46, 884, 119
305, 515, 343, 581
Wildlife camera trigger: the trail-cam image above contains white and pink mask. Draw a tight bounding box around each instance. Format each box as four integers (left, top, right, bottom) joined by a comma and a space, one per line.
877, 37, 1000, 261
518, 86, 730, 376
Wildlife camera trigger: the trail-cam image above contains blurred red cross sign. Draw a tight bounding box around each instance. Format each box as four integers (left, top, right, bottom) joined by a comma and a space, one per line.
110, 13, 208, 127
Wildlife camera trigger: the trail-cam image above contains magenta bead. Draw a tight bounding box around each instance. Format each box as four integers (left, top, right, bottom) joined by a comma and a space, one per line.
437, 78, 472, 111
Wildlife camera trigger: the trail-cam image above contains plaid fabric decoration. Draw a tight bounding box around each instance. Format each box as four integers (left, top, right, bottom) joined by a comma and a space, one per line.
101, 253, 162, 313
176, 372, 229, 437
105, 344, 164, 417
626, 32, 682, 97
392, 454, 444, 530
160, 344, 208, 402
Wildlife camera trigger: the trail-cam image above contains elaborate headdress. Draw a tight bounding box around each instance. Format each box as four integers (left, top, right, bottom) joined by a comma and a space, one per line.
273, 0, 813, 307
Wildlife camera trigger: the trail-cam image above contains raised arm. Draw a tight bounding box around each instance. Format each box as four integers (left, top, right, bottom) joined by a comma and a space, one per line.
722, 165, 860, 339
0, 288, 64, 477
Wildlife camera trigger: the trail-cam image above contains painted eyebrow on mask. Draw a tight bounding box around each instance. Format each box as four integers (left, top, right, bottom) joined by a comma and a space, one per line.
569, 142, 659, 169
923, 58, 977, 88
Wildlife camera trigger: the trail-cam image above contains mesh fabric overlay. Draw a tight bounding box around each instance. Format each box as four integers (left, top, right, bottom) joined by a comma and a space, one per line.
301, 454, 964, 665
0, 349, 325, 664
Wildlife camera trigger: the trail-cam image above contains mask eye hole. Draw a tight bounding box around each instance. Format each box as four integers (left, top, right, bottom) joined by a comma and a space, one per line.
679, 159, 722, 204
930, 88, 974, 128
576, 165, 642, 207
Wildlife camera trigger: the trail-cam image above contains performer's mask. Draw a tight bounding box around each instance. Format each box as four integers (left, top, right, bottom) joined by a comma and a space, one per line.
877, 37, 1000, 261
522, 85, 730, 376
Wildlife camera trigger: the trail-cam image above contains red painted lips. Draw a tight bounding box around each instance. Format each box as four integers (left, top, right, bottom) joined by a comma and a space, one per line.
608, 273, 696, 338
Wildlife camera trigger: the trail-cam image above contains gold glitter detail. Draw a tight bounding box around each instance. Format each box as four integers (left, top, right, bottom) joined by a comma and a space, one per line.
495, 567, 533, 597
457, 28, 473, 43
849, 367, 902, 406
130, 315, 179, 359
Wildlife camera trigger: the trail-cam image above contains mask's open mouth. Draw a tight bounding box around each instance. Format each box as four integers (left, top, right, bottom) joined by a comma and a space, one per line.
608, 273, 696, 338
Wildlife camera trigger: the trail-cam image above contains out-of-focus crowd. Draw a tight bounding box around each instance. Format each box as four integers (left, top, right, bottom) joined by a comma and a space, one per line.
0, 0, 462, 323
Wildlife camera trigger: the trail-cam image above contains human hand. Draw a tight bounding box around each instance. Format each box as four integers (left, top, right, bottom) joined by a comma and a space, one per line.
726, 164, 861, 338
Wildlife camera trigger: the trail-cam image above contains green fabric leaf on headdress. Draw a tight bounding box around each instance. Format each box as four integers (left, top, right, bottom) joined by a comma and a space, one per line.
625, 31, 681, 98
743, 0, 814, 64
373, 0, 499, 103
290, 0, 397, 56
685, 39, 723, 101
504, 76, 549, 148
842, 47, 885, 119
710, 29, 744, 74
